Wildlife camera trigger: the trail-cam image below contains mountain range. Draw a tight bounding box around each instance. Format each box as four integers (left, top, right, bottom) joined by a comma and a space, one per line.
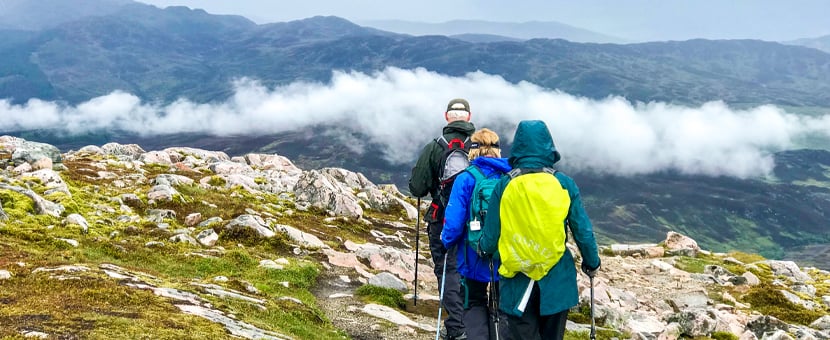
0, 2, 830, 107
1, 1, 830, 266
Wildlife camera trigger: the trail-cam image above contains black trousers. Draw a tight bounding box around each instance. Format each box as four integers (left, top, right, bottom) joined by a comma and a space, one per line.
427, 214, 465, 337
462, 278, 510, 340
506, 282, 568, 340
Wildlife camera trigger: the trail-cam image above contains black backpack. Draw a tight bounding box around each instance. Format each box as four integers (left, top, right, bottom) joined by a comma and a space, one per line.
435, 136, 470, 207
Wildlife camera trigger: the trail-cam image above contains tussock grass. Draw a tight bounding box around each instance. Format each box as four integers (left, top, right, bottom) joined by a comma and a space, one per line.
355, 284, 406, 309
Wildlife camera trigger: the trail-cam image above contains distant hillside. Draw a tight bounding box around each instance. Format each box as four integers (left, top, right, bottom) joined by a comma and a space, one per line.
448, 33, 523, 43
786, 34, 830, 53
1, 6, 830, 107
359, 19, 628, 43
0, 0, 133, 30
9, 128, 830, 263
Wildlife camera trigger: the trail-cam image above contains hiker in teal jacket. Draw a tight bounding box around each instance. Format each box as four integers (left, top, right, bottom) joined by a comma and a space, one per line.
479, 120, 601, 340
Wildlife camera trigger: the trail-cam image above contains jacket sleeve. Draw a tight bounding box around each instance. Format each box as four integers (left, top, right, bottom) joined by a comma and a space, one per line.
441, 172, 473, 248
409, 141, 436, 198
480, 177, 509, 256
559, 174, 601, 270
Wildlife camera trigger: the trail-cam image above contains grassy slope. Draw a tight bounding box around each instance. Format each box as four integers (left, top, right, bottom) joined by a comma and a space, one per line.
0, 155, 368, 339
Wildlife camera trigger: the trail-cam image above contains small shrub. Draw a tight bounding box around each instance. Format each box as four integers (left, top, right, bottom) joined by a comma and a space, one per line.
355, 285, 406, 309
207, 176, 226, 187
712, 331, 739, 340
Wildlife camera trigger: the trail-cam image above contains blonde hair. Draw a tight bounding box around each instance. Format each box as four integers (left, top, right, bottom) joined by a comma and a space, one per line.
468, 128, 501, 160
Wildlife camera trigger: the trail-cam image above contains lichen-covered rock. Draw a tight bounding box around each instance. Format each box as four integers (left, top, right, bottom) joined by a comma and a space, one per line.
102, 142, 146, 159
294, 169, 363, 218
225, 214, 275, 238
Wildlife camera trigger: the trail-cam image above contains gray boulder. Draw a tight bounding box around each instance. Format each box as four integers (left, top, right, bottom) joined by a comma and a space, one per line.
368, 272, 408, 292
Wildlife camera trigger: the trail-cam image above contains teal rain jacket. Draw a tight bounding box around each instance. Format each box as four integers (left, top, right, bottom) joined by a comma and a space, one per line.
480, 120, 601, 317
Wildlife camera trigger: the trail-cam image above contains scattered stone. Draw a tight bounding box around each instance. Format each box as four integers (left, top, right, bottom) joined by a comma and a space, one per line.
742, 271, 761, 286
0, 270, 11, 280
198, 217, 224, 227
57, 238, 79, 247
213, 276, 229, 283
791, 283, 817, 297
185, 213, 203, 227
145, 241, 165, 248
32, 265, 90, 273
368, 272, 408, 292
361, 304, 435, 332
761, 260, 811, 282
259, 260, 284, 270
225, 215, 275, 238
196, 229, 219, 247
811, 315, 830, 330
169, 234, 198, 246
176, 304, 290, 340
274, 224, 326, 249
21, 330, 49, 339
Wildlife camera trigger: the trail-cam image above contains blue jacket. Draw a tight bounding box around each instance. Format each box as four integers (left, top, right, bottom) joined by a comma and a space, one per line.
480, 120, 601, 317
442, 156, 511, 282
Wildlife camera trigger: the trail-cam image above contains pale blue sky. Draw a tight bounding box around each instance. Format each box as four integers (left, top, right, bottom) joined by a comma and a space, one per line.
136, 0, 830, 41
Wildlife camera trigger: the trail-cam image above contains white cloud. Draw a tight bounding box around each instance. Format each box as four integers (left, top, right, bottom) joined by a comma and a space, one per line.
1, 67, 828, 178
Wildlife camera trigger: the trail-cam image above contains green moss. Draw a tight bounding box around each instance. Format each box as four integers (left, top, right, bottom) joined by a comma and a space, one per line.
207, 176, 227, 187
355, 285, 406, 309
0, 190, 36, 215
741, 284, 825, 325
711, 332, 739, 340
727, 251, 765, 264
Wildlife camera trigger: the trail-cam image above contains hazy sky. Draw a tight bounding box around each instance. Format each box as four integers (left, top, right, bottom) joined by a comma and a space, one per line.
4, 68, 830, 178
136, 0, 830, 41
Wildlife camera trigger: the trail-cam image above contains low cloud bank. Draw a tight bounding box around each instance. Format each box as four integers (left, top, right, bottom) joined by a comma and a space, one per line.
2, 67, 829, 178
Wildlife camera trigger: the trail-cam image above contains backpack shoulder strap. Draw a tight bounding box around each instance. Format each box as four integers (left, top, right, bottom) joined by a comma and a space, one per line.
436, 136, 449, 148
508, 168, 524, 179
466, 164, 486, 182
509, 167, 557, 179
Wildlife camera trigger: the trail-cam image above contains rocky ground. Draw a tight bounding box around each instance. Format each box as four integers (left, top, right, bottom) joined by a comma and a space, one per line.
1, 135, 830, 340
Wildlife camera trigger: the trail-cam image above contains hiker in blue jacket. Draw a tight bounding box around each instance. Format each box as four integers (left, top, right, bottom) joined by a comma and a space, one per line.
479, 120, 601, 340
442, 128, 512, 340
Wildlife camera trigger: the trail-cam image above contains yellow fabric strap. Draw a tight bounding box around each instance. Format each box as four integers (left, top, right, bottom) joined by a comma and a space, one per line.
497, 172, 571, 280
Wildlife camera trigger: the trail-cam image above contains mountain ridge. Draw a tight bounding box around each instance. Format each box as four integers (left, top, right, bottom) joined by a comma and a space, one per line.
0, 7, 829, 106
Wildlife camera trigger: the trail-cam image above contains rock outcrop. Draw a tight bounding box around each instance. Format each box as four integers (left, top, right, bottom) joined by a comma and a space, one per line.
1, 135, 828, 340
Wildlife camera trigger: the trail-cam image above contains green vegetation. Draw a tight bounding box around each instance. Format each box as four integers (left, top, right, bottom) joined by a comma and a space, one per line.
564, 329, 628, 340
740, 284, 825, 325
711, 332, 740, 340
355, 285, 406, 309
672, 254, 746, 276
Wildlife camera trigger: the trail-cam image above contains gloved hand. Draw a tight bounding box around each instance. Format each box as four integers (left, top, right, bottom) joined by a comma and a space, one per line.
581, 261, 599, 278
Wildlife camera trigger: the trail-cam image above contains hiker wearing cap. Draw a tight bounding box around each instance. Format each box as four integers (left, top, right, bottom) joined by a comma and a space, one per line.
442, 128, 511, 340
409, 98, 475, 340
478, 120, 600, 340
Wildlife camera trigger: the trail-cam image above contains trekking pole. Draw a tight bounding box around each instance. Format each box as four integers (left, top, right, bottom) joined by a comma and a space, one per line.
435, 252, 449, 340
590, 276, 596, 340
490, 260, 500, 340
414, 197, 421, 306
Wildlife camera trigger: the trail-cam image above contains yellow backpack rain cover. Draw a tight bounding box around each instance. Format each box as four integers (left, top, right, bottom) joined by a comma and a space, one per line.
498, 172, 571, 281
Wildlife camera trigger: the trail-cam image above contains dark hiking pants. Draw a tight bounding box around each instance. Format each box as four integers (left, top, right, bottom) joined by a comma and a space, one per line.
506, 283, 568, 340
462, 278, 510, 340
428, 218, 465, 338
